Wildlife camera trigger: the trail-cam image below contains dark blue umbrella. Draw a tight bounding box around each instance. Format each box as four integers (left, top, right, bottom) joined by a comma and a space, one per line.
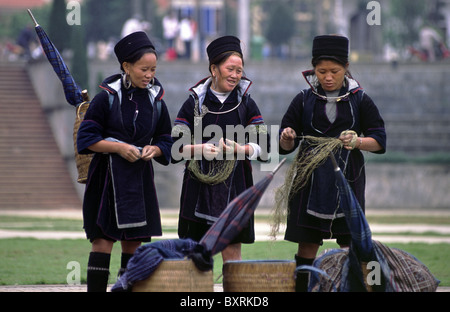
307, 155, 439, 292
28, 9, 83, 106
329, 154, 376, 291
330, 154, 373, 262
199, 159, 287, 256
299, 155, 376, 292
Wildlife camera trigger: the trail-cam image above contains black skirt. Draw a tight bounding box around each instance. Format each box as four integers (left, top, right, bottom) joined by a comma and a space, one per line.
283, 179, 352, 246
83, 156, 157, 243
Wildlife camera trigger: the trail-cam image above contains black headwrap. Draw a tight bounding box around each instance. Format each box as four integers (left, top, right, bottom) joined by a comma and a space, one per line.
312, 35, 349, 62
114, 31, 155, 65
207, 35, 242, 61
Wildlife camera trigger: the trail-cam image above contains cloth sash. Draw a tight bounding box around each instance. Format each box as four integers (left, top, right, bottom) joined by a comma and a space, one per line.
108, 143, 146, 229
194, 159, 238, 223
306, 150, 349, 219
102, 81, 159, 229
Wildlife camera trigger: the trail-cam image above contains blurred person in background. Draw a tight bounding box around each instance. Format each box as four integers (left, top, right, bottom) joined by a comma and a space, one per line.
162, 10, 179, 59
16, 25, 37, 60
419, 22, 448, 62
179, 14, 196, 60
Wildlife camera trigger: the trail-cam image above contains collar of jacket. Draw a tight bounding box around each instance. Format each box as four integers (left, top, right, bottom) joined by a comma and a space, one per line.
302, 69, 363, 99
99, 74, 165, 102
189, 76, 252, 113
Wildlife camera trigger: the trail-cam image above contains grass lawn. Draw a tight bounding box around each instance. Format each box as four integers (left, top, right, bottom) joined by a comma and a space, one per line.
0, 214, 448, 288
0, 238, 448, 287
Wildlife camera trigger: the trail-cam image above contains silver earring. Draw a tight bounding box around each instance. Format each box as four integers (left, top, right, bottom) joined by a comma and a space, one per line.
122, 73, 131, 89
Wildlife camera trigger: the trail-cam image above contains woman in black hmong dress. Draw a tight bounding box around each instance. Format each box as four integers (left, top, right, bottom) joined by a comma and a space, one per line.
172, 36, 268, 263
279, 35, 386, 291
77, 32, 173, 292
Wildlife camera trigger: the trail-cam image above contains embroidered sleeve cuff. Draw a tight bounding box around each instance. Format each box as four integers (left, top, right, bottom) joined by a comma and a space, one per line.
247, 142, 262, 160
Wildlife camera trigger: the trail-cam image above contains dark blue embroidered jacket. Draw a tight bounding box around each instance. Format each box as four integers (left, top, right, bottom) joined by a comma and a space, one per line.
77, 75, 173, 240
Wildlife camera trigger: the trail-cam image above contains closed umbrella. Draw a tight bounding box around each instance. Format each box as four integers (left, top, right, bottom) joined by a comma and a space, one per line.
28, 9, 91, 184
329, 154, 376, 291
200, 158, 287, 256
307, 155, 439, 292
330, 154, 374, 262
27, 9, 84, 106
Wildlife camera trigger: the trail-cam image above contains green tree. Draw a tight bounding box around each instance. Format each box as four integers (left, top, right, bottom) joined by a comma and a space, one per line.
264, 1, 295, 55
48, 0, 72, 51
384, 0, 427, 48
0, 6, 51, 42
70, 25, 88, 91
84, 0, 131, 42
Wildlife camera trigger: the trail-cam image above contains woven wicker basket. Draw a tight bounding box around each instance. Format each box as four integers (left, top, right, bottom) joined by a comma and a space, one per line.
73, 100, 92, 184
132, 259, 214, 292
223, 260, 296, 292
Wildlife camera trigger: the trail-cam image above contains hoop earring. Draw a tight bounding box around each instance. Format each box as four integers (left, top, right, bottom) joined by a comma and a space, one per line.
147, 78, 154, 89
122, 73, 132, 89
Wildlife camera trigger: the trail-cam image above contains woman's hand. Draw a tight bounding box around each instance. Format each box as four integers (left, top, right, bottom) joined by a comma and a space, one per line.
280, 127, 297, 151
339, 130, 359, 150
117, 143, 142, 163
179, 144, 219, 160
338, 131, 383, 152
219, 138, 235, 155
141, 145, 162, 161
201, 143, 219, 160
219, 138, 252, 159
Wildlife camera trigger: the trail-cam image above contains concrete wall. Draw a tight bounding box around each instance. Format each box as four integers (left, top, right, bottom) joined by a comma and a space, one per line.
27, 58, 450, 209
89, 59, 450, 153
149, 161, 450, 210
243, 162, 450, 210
27, 60, 85, 198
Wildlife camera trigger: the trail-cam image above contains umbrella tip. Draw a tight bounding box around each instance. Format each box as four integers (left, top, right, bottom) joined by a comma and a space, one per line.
272, 158, 287, 175
27, 9, 39, 27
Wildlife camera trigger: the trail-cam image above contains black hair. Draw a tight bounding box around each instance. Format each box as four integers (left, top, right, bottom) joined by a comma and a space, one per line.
208, 51, 244, 74
120, 47, 158, 71
312, 55, 348, 67
312, 55, 352, 78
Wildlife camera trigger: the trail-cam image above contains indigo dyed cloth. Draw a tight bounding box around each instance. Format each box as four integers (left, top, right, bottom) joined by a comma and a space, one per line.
111, 239, 212, 292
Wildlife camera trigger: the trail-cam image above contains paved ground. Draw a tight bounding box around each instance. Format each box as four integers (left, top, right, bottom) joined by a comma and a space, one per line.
0, 284, 447, 293
1, 208, 449, 292
0, 284, 225, 292
1, 224, 450, 242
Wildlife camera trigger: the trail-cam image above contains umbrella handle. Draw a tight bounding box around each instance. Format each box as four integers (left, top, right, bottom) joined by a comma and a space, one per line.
81, 89, 90, 102
27, 9, 39, 27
